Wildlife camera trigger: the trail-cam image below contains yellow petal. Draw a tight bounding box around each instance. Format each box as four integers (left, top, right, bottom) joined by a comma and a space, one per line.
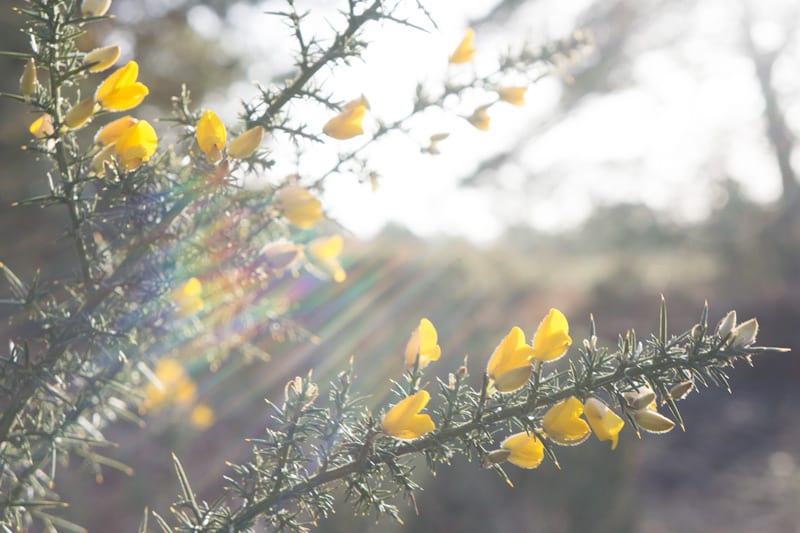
94, 115, 138, 146
532, 308, 572, 362
449, 28, 476, 64
486, 326, 535, 393
274, 186, 322, 229
64, 98, 97, 129
114, 120, 158, 170
467, 105, 491, 131
196, 110, 227, 163
85, 45, 121, 73
404, 318, 441, 369
323, 98, 367, 140
500, 432, 545, 469
542, 396, 591, 445
381, 390, 436, 440
308, 235, 343, 261
497, 86, 527, 106
228, 125, 264, 159
95, 61, 149, 111
583, 398, 625, 450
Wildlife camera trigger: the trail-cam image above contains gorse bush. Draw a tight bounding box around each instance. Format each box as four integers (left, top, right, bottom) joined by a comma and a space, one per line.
0, 0, 790, 531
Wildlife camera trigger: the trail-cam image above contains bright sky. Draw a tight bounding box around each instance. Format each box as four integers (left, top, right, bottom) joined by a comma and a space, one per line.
183, 0, 798, 243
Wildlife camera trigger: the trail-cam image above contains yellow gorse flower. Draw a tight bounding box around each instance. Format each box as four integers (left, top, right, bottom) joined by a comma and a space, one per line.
531, 308, 572, 362
583, 397, 625, 450
20, 58, 37, 101
84, 45, 121, 73
381, 390, 435, 440
449, 28, 476, 64
190, 404, 215, 430
140, 358, 197, 413
173, 277, 204, 317
274, 186, 323, 229
323, 96, 368, 140
29, 114, 54, 138
486, 326, 535, 393
497, 86, 527, 106
467, 105, 491, 131
228, 125, 265, 159
196, 110, 227, 163
404, 318, 441, 369
95, 61, 149, 111
64, 98, 96, 129
542, 396, 591, 445
82, 0, 112, 17
500, 432, 545, 469
114, 120, 158, 170
307, 235, 346, 283
94, 115, 138, 146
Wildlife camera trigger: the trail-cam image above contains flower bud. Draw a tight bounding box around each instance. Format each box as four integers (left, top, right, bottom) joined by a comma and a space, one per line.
228, 125, 265, 159
731, 318, 758, 348
64, 98, 96, 129
716, 310, 737, 339
632, 409, 675, 434
85, 45, 121, 73
624, 388, 656, 410
20, 58, 37, 101
82, 0, 112, 17
690, 323, 704, 342
668, 381, 694, 401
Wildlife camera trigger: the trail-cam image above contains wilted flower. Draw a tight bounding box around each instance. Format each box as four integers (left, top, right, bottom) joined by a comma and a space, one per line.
114, 120, 157, 170
64, 98, 96, 129
381, 390, 435, 440
449, 28, 476, 64
307, 235, 346, 283
624, 387, 675, 434
196, 110, 227, 163
84, 45, 121, 73
404, 318, 441, 369
29, 114, 54, 138
20, 58, 36, 101
486, 326, 535, 393
583, 397, 625, 450
500, 432, 545, 469
423, 132, 449, 155
497, 86, 527, 106
531, 308, 572, 362
95, 61, 149, 111
542, 396, 591, 445
274, 186, 322, 229
668, 381, 694, 401
228, 125, 264, 159
323, 96, 368, 140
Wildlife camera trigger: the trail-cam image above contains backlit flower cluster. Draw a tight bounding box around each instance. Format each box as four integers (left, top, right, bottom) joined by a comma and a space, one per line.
380, 308, 698, 473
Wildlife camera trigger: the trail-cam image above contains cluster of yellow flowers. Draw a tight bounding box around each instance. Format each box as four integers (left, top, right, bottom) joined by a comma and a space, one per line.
139, 358, 215, 430
381, 309, 684, 472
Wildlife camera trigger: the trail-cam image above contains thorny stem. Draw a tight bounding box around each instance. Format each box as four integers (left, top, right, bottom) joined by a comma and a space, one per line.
225, 351, 716, 530
256, 0, 383, 128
